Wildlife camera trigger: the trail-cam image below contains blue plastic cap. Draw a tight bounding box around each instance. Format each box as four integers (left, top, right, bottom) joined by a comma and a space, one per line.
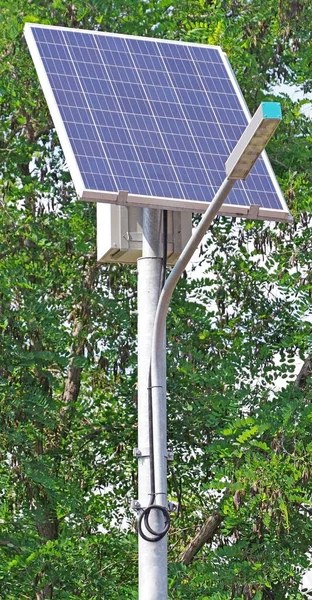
261, 102, 282, 120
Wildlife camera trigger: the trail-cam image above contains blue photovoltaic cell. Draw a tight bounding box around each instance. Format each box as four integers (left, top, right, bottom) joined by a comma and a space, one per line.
25, 25, 289, 218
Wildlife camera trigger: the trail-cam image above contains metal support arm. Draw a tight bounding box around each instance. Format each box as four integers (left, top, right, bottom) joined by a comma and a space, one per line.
150, 178, 235, 497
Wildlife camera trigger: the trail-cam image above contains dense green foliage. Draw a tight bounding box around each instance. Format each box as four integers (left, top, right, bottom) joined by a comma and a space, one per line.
0, 1, 311, 598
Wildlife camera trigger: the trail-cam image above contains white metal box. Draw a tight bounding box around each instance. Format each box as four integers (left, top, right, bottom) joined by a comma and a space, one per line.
97, 204, 192, 265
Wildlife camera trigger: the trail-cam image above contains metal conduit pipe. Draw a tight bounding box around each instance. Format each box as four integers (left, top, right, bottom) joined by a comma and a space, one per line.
150, 178, 235, 500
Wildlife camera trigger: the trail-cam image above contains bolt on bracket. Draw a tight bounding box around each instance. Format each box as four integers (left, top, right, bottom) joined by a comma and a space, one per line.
133, 447, 150, 458
130, 499, 141, 511
168, 501, 179, 513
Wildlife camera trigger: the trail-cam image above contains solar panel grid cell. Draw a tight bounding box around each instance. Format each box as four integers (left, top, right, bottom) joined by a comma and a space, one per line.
25, 24, 290, 220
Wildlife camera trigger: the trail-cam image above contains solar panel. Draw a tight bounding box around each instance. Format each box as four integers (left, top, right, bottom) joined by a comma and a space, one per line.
24, 24, 290, 222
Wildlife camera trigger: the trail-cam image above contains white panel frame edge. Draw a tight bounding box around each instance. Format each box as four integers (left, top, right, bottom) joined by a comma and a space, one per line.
222, 53, 290, 216
24, 23, 85, 198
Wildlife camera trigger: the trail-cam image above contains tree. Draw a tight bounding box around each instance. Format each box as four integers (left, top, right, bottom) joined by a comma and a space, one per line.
0, 0, 311, 599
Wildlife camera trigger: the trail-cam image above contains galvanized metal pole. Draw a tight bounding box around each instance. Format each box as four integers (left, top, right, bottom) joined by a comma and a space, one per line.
137, 179, 234, 600
137, 207, 167, 600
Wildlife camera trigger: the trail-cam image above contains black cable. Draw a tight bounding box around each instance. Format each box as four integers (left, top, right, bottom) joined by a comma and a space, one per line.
161, 210, 168, 290
147, 369, 155, 504
137, 209, 171, 543
138, 504, 170, 542
137, 370, 171, 542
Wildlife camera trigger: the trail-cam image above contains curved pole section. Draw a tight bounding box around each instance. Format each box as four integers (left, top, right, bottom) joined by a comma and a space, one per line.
150, 178, 235, 498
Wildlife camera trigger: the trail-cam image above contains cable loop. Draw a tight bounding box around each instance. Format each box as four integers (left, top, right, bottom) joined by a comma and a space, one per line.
138, 504, 170, 542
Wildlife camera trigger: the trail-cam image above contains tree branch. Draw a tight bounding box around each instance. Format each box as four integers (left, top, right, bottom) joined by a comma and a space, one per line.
295, 354, 312, 390
0, 540, 22, 553
179, 512, 222, 566
61, 260, 98, 410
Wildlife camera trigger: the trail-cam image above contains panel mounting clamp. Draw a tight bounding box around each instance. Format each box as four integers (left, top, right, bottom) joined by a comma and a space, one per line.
117, 190, 128, 205
247, 204, 260, 219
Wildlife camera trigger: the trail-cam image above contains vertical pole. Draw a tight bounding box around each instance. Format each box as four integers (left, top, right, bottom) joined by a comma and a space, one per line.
137, 207, 168, 600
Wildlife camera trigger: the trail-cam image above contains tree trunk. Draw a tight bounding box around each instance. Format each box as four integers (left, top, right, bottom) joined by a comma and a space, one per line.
33, 262, 99, 598
35, 508, 59, 599
36, 583, 53, 600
